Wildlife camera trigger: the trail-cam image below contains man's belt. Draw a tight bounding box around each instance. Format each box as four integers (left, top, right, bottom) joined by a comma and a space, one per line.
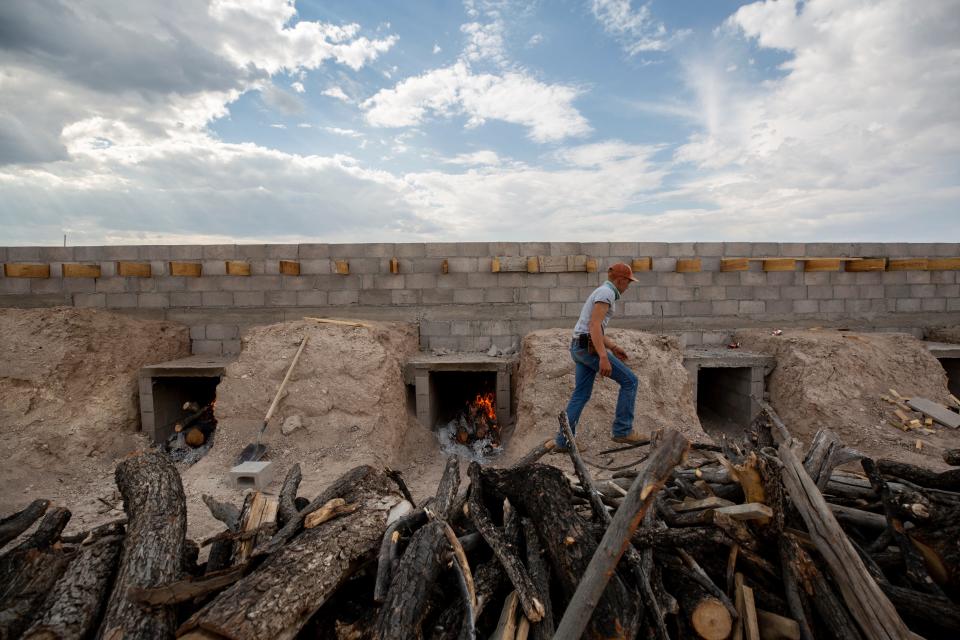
574, 334, 590, 348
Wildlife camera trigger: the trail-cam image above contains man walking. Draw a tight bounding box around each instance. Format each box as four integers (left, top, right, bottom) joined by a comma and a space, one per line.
557, 262, 644, 451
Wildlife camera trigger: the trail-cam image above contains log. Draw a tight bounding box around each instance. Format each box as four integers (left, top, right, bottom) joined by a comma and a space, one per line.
465, 463, 544, 623
554, 428, 689, 640
522, 519, 554, 640
756, 610, 800, 640
733, 573, 759, 640
6, 506, 71, 553
128, 565, 246, 606
877, 458, 960, 492
943, 448, 960, 466
662, 563, 734, 640
482, 464, 638, 639
632, 526, 730, 549
304, 499, 357, 529
802, 429, 862, 491
785, 535, 864, 640
0, 499, 49, 548
491, 591, 519, 640
22, 534, 122, 640
714, 503, 774, 521
178, 467, 400, 640
777, 536, 815, 640
433, 455, 461, 520
235, 492, 278, 564
385, 467, 416, 508
760, 401, 912, 640
881, 582, 960, 635
276, 463, 302, 528
0, 549, 71, 639
428, 554, 506, 640
373, 509, 427, 604
98, 451, 187, 640
510, 439, 556, 468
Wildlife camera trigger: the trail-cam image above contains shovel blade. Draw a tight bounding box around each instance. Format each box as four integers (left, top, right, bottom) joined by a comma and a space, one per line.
238, 443, 267, 464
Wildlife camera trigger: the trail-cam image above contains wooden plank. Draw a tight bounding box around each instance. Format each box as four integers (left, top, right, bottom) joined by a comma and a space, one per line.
906, 397, 960, 428
279, 260, 300, 276
673, 496, 735, 513
888, 258, 928, 271
62, 263, 101, 278
803, 259, 841, 272
756, 610, 800, 640
305, 317, 373, 328
585, 258, 598, 273
169, 261, 202, 277
334, 260, 350, 275
117, 262, 151, 277
714, 503, 774, 521
237, 493, 278, 564
845, 258, 886, 272
720, 258, 749, 272
762, 259, 795, 272
3, 263, 50, 278
225, 261, 250, 276
631, 257, 652, 272
676, 258, 701, 273
928, 257, 960, 270
735, 573, 760, 640
493, 256, 530, 272
441, 259, 449, 274
526, 256, 540, 273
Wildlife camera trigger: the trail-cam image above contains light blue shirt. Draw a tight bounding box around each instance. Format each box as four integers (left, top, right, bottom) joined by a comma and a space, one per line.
572, 281, 619, 337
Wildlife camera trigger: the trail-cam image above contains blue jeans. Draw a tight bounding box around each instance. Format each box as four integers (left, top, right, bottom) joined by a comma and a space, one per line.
557, 342, 638, 447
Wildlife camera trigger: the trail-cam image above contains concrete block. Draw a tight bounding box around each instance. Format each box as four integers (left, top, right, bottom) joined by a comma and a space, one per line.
74, 293, 106, 307
697, 285, 726, 300
739, 272, 767, 286
437, 273, 468, 289
520, 242, 551, 255
154, 277, 186, 292
370, 274, 405, 290
138, 293, 170, 308
427, 336, 461, 350
201, 291, 234, 307
880, 271, 907, 284
723, 242, 751, 257
683, 272, 713, 286
486, 242, 519, 256
765, 300, 794, 314
359, 290, 392, 305
832, 285, 859, 299
527, 274, 558, 288
295, 244, 329, 259
206, 324, 239, 340
931, 271, 956, 284
235, 245, 267, 259
667, 287, 695, 302
233, 291, 265, 307
753, 286, 780, 300
29, 279, 62, 294
726, 286, 755, 300
530, 302, 562, 319
134, 278, 157, 292
802, 272, 830, 285
633, 286, 666, 301
549, 287, 580, 302
466, 272, 498, 288
560, 302, 582, 317
750, 243, 780, 257
807, 285, 833, 299
171, 292, 203, 307
222, 340, 242, 355
517, 288, 549, 303
653, 301, 681, 316
549, 242, 581, 255
347, 258, 381, 274
911, 284, 936, 298
62, 278, 95, 293
667, 243, 695, 257
230, 461, 275, 490
921, 298, 947, 312
38, 247, 74, 261
906, 243, 936, 257
297, 290, 328, 306
189, 325, 206, 340
739, 300, 765, 314
658, 273, 684, 287
896, 298, 922, 312
651, 257, 676, 272
636, 242, 669, 257
264, 244, 298, 259
185, 277, 223, 292
829, 272, 857, 284
201, 245, 235, 259
420, 320, 452, 336
279, 276, 314, 291
450, 321, 479, 336
935, 284, 959, 297
403, 273, 437, 289
454, 289, 485, 304
819, 300, 844, 313
860, 285, 884, 298
714, 272, 741, 286
681, 301, 712, 316
780, 243, 806, 257
422, 289, 455, 304
582, 242, 610, 256
328, 243, 394, 258
557, 273, 590, 287
329, 290, 359, 305
300, 259, 332, 275
793, 300, 819, 314
169, 245, 203, 259
845, 299, 872, 313
197, 261, 225, 276
694, 242, 725, 256
496, 272, 524, 287
905, 271, 931, 284
479, 320, 513, 336
949, 298, 960, 312
851, 272, 882, 284
482, 288, 514, 303
70, 247, 102, 261
454, 242, 487, 257
394, 243, 425, 258
392, 290, 419, 305
885, 285, 910, 298
765, 271, 798, 286
699, 257, 721, 271
106, 293, 138, 308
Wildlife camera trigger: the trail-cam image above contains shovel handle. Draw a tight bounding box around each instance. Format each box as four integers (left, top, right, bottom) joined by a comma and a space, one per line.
263, 335, 309, 426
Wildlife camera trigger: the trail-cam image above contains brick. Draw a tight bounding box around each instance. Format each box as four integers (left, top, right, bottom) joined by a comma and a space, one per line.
201, 291, 233, 307
359, 290, 392, 305
422, 289, 455, 304
297, 290, 328, 306
921, 298, 947, 312
192, 340, 223, 355
739, 300, 765, 314
74, 293, 106, 307
156, 277, 187, 292
206, 324, 239, 340
667, 243, 695, 257
807, 285, 833, 299
819, 300, 844, 313
793, 300, 819, 314
549, 287, 580, 302
905, 271, 931, 284
895, 298, 922, 312
329, 290, 359, 305
667, 287, 695, 301
911, 284, 936, 298
860, 285, 884, 298
681, 301, 712, 316
138, 293, 169, 308
105, 293, 137, 308
171, 292, 203, 307
234, 291, 266, 307
392, 290, 419, 305
453, 289, 485, 304
266, 291, 297, 306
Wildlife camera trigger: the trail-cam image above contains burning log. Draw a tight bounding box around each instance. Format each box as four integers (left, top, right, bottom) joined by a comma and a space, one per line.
98, 451, 187, 640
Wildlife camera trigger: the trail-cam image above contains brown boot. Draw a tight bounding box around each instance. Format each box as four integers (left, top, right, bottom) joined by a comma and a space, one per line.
611, 430, 647, 445
552, 439, 589, 454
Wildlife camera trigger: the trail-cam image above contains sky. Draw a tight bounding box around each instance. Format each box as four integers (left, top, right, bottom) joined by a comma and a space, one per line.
1, 0, 958, 246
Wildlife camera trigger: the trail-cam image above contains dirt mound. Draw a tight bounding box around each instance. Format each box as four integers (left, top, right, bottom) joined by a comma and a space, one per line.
0, 307, 189, 522
735, 329, 959, 468
180, 319, 442, 542
507, 328, 707, 463
926, 325, 960, 343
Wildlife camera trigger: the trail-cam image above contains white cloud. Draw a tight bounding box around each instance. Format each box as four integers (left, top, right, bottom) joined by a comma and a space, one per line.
291, 81, 305, 93
527, 33, 544, 47
443, 150, 502, 166
362, 62, 591, 142
461, 21, 506, 64
269, 123, 287, 129
297, 123, 312, 128
590, 0, 689, 55
324, 127, 363, 138
433, 43, 442, 54
322, 86, 352, 102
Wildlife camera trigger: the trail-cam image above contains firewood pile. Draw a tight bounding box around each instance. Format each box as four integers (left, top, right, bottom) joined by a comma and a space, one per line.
2, 402, 959, 639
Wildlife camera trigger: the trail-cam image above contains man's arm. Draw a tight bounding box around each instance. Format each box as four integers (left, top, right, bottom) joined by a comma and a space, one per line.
589, 303, 612, 377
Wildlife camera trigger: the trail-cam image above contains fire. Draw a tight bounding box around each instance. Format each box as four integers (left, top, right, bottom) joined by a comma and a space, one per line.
448, 390, 501, 454
470, 392, 496, 422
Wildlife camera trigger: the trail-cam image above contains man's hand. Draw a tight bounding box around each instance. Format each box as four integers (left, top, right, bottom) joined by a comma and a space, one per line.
611, 345, 628, 361
599, 356, 613, 377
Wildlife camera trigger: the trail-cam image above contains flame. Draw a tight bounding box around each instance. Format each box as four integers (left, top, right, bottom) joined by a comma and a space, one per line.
470, 392, 497, 422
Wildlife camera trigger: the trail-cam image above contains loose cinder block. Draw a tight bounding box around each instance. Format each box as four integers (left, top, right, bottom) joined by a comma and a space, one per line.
62, 263, 101, 278
888, 258, 928, 271
804, 259, 841, 272
763, 258, 796, 272
226, 261, 251, 276
169, 261, 202, 277
118, 262, 152, 277
4, 263, 50, 278
230, 461, 275, 490
845, 258, 886, 272
720, 258, 749, 272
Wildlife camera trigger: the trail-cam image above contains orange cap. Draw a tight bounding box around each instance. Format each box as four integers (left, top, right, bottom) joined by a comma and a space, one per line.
608, 262, 638, 282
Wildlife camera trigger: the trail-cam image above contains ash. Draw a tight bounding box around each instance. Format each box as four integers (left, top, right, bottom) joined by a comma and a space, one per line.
436, 419, 503, 463
167, 431, 215, 466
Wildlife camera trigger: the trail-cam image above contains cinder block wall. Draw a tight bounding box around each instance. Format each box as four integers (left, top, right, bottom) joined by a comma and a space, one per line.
1, 242, 958, 355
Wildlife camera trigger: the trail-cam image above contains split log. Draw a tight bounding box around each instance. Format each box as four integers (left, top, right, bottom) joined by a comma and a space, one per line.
276, 463, 302, 528
760, 401, 912, 640
0, 499, 49, 548
0, 506, 71, 587
554, 428, 689, 640
662, 565, 733, 640
802, 429, 862, 491
465, 463, 544, 623
0, 548, 71, 639
98, 451, 187, 640
522, 518, 554, 640
385, 467, 416, 507
732, 572, 759, 640
304, 499, 357, 529
482, 464, 638, 639
202, 495, 240, 533
876, 458, 960, 492
178, 467, 401, 640
22, 534, 123, 640
428, 555, 506, 640
755, 610, 800, 640
373, 509, 427, 604
880, 582, 960, 635
127, 565, 246, 607
776, 538, 815, 640
235, 492, 278, 564
511, 439, 556, 468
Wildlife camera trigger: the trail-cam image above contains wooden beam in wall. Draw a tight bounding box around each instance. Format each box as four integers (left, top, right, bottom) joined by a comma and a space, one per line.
928, 258, 960, 270
845, 258, 886, 272
676, 258, 701, 273
762, 258, 796, 272
334, 260, 350, 275
169, 262, 202, 277
803, 259, 841, 272
389, 258, 400, 274
279, 260, 300, 275
225, 261, 251, 276
720, 258, 749, 272
117, 262, 152, 277
631, 257, 652, 272
3, 263, 50, 278
62, 263, 101, 278
887, 259, 929, 271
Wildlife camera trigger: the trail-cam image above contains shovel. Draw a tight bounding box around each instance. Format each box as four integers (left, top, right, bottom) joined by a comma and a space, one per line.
238, 335, 309, 463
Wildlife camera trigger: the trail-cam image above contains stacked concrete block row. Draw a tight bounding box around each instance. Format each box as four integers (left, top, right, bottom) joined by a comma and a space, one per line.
1, 243, 959, 354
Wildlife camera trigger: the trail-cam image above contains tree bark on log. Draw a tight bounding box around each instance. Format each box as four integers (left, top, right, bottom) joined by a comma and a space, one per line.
482, 463, 641, 640
662, 564, 733, 640
943, 448, 960, 466
97, 451, 187, 640
522, 518, 554, 640
0, 499, 50, 549
178, 467, 400, 640
373, 508, 426, 604
0, 549, 71, 640
22, 534, 123, 640
876, 458, 960, 492
276, 463, 302, 528
802, 430, 862, 491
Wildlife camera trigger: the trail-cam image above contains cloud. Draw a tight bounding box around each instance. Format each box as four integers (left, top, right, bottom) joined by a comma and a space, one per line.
324, 127, 363, 137
322, 86, 352, 102
291, 81, 305, 93
460, 21, 506, 64
362, 62, 591, 142
527, 33, 544, 47
433, 43, 442, 54
261, 83, 305, 115
590, 0, 689, 55
442, 150, 502, 166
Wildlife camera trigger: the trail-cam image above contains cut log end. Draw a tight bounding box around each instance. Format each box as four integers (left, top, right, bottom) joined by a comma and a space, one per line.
691, 598, 734, 640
